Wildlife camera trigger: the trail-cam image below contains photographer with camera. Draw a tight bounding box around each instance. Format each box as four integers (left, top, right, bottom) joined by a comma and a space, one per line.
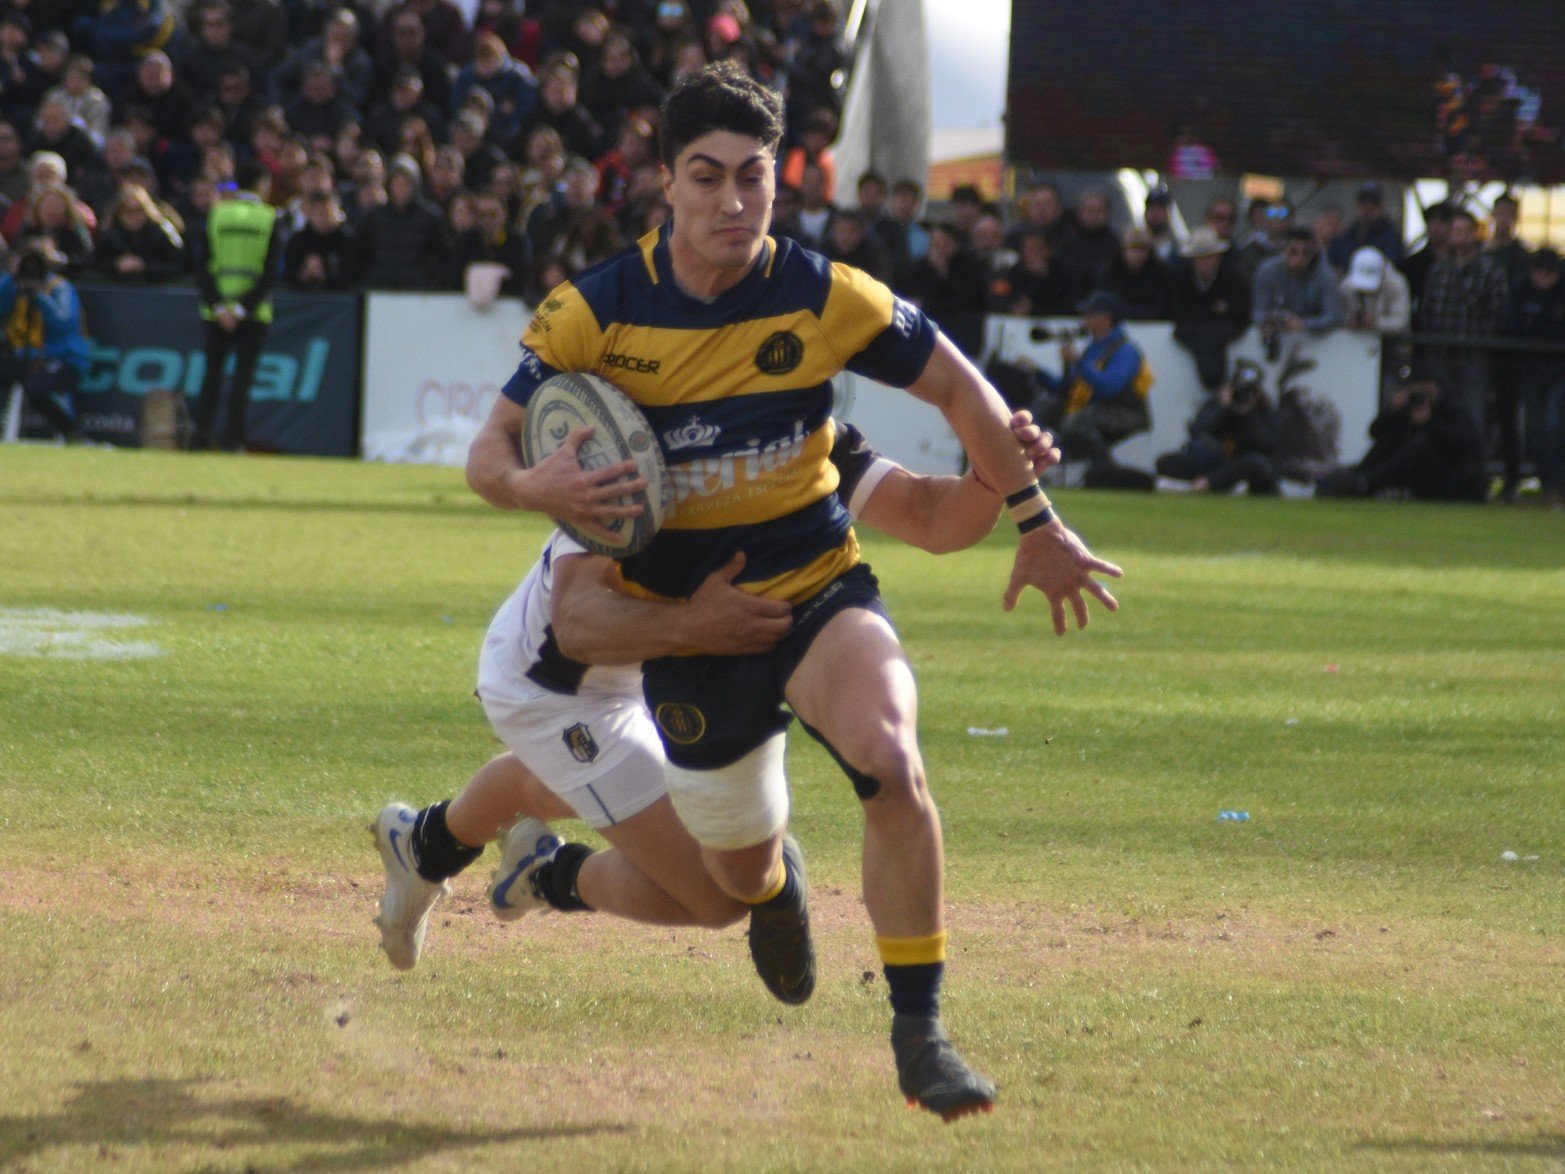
1034, 291, 1153, 483
0, 242, 91, 444
1154, 361, 1281, 494
1315, 378, 1487, 502
1253, 227, 1346, 360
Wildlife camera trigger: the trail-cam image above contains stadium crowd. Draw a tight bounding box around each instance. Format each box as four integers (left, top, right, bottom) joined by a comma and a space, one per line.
0, 0, 1557, 502
896, 180, 1563, 507
0, 0, 855, 302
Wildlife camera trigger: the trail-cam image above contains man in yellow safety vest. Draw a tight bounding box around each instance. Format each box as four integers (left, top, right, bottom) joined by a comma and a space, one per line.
190, 159, 285, 451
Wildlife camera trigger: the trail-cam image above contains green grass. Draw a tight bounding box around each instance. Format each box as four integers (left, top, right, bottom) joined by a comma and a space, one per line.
2, 446, 1563, 1170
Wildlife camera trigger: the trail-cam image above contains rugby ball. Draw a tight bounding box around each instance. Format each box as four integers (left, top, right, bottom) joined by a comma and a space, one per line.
520, 372, 673, 557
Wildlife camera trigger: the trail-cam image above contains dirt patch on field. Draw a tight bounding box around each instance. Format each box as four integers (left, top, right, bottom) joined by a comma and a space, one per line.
3, 855, 1557, 995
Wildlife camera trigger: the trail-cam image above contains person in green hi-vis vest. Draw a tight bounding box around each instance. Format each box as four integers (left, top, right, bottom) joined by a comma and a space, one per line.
189, 159, 286, 451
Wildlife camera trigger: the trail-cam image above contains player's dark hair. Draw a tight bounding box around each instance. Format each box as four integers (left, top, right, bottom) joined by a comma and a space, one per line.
659, 62, 783, 167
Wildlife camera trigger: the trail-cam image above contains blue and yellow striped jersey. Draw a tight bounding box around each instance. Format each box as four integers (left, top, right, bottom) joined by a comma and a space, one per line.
502, 222, 939, 604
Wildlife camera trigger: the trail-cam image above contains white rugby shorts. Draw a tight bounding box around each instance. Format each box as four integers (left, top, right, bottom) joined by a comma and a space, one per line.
476, 677, 667, 829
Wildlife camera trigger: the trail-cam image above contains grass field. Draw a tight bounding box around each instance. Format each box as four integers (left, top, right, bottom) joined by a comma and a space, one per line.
2, 445, 1563, 1171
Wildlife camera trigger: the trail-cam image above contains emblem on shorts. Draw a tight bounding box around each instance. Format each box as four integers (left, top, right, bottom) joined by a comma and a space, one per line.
563, 722, 599, 763
755, 331, 804, 376
655, 703, 707, 745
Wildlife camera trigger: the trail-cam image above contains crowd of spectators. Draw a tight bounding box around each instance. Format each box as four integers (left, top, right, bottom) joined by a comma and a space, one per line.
0, 0, 1558, 501
0, 0, 854, 303
891, 178, 1561, 506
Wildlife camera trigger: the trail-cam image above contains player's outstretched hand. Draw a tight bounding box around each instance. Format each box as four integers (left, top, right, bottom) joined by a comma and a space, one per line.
1009, 410, 1061, 477
682, 553, 793, 654
518, 425, 648, 542
1004, 519, 1123, 634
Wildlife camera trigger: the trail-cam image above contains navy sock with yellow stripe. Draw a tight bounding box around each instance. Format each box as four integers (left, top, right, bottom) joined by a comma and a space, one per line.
879, 931, 947, 1017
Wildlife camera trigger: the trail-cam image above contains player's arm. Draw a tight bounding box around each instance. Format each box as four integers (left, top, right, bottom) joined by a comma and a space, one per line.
857, 411, 1058, 553
465, 386, 647, 541
551, 551, 792, 663
905, 333, 1123, 633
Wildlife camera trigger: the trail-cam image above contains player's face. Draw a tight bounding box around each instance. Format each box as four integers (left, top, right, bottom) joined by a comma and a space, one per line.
664, 131, 775, 289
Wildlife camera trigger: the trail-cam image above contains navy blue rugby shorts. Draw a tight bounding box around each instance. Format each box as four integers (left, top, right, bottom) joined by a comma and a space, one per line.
641, 563, 890, 770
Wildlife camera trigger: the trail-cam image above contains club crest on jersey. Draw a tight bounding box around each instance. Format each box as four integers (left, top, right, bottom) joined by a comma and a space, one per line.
655, 703, 707, 745
662, 416, 722, 452
755, 331, 804, 375
529, 296, 566, 334
563, 722, 599, 763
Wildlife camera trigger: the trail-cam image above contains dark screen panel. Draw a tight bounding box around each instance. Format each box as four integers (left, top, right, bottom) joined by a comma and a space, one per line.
1006, 0, 1565, 182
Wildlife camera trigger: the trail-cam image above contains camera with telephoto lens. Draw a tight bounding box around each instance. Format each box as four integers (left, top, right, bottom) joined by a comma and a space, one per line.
14, 250, 49, 290
1231, 369, 1264, 408
1029, 323, 1089, 343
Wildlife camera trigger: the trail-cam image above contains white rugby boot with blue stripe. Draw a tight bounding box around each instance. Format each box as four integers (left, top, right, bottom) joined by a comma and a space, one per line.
489, 818, 562, 922
372, 802, 449, 970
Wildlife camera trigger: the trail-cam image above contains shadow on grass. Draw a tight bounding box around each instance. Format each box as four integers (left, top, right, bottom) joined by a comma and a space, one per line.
0, 1077, 627, 1169
1355, 1134, 1565, 1159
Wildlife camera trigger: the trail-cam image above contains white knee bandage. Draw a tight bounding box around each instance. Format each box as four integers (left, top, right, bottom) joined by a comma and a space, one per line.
665, 733, 789, 850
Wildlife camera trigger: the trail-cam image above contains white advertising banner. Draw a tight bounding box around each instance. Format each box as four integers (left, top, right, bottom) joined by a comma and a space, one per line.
361, 294, 1384, 482
837, 319, 1385, 480
361, 292, 530, 465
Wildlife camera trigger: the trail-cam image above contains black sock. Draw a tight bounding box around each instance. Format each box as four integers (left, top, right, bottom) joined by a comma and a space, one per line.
884, 962, 944, 1017
534, 842, 595, 912
410, 800, 484, 883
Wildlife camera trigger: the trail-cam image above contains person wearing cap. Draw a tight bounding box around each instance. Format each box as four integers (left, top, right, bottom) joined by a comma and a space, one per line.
1142, 186, 1179, 263
190, 158, 284, 451
1168, 225, 1251, 390
1342, 246, 1411, 334
1501, 247, 1565, 507
0, 241, 91, 442
1035, 291, 1153, 476
1327, 181, 1404, 273
1342, 243, 1412, 401
1399, 201, 1453, 317
1094, 226, 1171, 320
